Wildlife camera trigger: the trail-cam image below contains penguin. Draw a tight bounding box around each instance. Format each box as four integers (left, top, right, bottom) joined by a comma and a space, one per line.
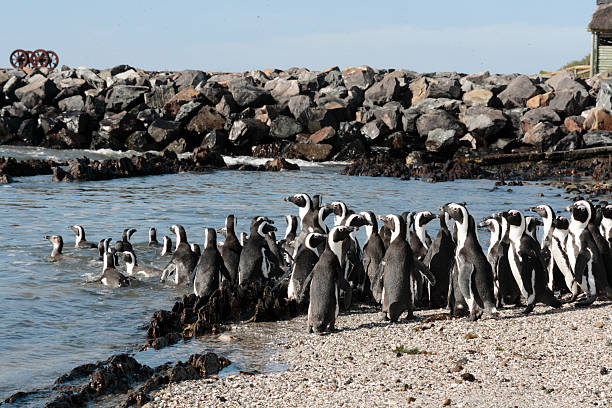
284, 193, 315, 230
549, 216, 580, 300
148, 228, 161, 247
503, 210, 561, 314
482, 213, 521, 308
122, 250, 162, 278
360, 211, 386, 302
99, 244, 130, 288
191, 243, 201, 259
423, 210, 456, 309
528, 205, 561, 292
339, 213, 369, 308
300, 226, 355, 333
376, 214, 436, 322
566, 200, 612, 305
287, 232, 327, 301
281, 214, 299, 256
43, 235, 64, 260
442, 203, 497, 321
160, 236, 172, 256
600, 204, 612, 243
69, 225, 97, 248
410, 211, 437, 260
160, 225, 198, 286
217, 214, 242, 284
331, 201, 353, 227
379, 224, 391, 250
588, 204, 612, 291
115, 228, 136, 253
238, 218, 277, 285
193, 228, 231, 298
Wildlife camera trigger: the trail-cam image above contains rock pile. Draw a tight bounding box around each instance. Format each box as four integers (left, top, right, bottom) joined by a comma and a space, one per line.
3, 65, 612, 165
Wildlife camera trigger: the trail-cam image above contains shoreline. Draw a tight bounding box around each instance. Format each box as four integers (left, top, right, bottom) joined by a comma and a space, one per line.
147, 304, 612, 407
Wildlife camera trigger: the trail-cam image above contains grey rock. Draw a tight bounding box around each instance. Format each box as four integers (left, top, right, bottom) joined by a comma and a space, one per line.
416, 109, 466, 139
583, 131, 612, 147
269, 115, 302, 139
548, 88, 590, 116
58, 95, 85, 112
175, 101, 202, 123
136, 109, 160, 126
164, 138, 188, 155
76, 67, 106, 90
288, 95, 314, 122
364, 77, 399, 105
228, 78, 273, 108
18, 118, 43, 145
521, 122, 564, 151
410, 77, 462, 104
373, 104, 401, 131
498, 75, 539, 108
319, 86, 348, 98
298, 71, 325, 92
460, 106, 507, 140
105, 85, 148, 112
550, 132, 584, 152
84, 95, 106, 120
215, 94, 239, 117
361, 119, 389, 141
199, 81, 228, 105
425, 129, 458, 154
125, 131, 157, 151
410, 98, 462, 113
14, 79, 59, 109
202, 129, 229, 151
144, 86, 176, 110
3, 76, 24, 100
520, 107, 561, 133
99, 111, 144, 140
228, 118, 269, 146
174, 70, 209, 89
342, 66, 375, 90
187, 106, 226, 135
147, 118, 181, 145
58, 111, 96, 135
596, 80, 612, 110
285, 143, 333, 161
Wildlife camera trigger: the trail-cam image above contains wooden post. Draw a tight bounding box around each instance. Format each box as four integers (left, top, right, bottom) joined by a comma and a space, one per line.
591, 32, 596, 77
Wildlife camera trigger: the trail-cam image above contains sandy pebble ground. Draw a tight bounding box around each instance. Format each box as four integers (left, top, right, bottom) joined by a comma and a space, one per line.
146, 302, 612, 408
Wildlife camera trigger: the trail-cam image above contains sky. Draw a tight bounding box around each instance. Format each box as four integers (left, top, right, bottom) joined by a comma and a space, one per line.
0, 0, 598, 74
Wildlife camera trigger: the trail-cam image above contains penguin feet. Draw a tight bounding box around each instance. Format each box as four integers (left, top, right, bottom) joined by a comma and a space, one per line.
403, 313, 416, 322
306, 326, 313, 334
521, 304, 535, 315
378, 312, 389, 321
467, 311, 482, 321
574, 295, 596, 308
328, 323, 336, 333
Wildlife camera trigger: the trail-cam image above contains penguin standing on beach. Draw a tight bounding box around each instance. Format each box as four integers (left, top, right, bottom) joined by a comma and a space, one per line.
423, 210, 455, 309
549, 216, 579, 299
503, 210, 561, 314
442, 203, 497, 321
300, 226, 355, 333
218, 214, 242, 284
360, 211, 386, 301
287, 232, 327, 301
160, 225, 198, 286
69, 225, 97, 248
193, 228, 231, 298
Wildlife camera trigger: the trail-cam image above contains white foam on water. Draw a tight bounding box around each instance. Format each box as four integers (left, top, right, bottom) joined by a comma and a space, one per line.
221, 155, 348, 168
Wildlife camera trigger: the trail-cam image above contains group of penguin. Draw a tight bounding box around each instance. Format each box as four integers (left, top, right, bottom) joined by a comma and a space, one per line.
44, 194, 612, 334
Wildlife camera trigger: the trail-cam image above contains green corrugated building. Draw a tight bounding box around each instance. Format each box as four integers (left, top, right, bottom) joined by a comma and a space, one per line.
589, 0, 612, 76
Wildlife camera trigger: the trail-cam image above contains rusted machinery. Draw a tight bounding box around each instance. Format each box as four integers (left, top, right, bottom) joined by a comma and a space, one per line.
9, 49, 59, 70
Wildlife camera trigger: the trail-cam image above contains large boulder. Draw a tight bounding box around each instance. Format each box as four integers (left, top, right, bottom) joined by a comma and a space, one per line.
144, 86, 176, 110
550, 132, 584, 151
175, 101, 202, 123
14, 79, 59, 108
125, 131, 157, 151
99, 111, 144, 141
285, 143, 333, 161
201, 129, 229, 151
583, 130, 612, 147
228, 79, 273, 108
288, 95, 313, 122
583, 107, 612, 131
58, 111, 96, 136
342, 66, 375, 90
459, 106, 508, 141
520, 107, 561, 133
174, 70, 209, 89
58, 95, 85, 112
526, 92, 553, 109
264, 78, 300, 106
521, 121, 564, 151
163, 87, 203, 117
269, 115, 302, 139
147, 119, 181, 146
462, 89, 495, 107
409, 77, 462, 105
228, 118, 269, 146
425, 129, 458, 154
105, 85, 148, 112
548, 88, 590, 116
373, 104, 402, 131
364, 77, 399, 105
564, 115, 585, 134
309, 126, 336, 144
186, 106, 225, 135
596, 79, 612, 110
416, 109, 466, 139
497, 75, 539, 108
360, 119, 389, 142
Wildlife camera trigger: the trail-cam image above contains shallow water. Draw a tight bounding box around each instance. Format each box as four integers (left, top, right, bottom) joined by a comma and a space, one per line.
0, 146, 572, 404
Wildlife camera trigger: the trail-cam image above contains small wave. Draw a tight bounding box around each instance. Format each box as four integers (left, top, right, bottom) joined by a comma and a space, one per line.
222, 155, 348, 168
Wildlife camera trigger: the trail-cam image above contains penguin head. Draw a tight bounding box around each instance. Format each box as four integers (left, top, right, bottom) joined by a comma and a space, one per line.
553, 216, 569, 231
319, 204, 335, 221
256, 220, 277, 237
603, 205, 612, 220
525, 216, 542, 235
529, 205, 554, 220
478, 217, 496, 232
331, 201, 348, 217
305, 232, 327, 250
69, 225, 84, 239
169, 225, 187, 244
149, 227, 157, 241
284, 193, 310, 208
204, 228, 217, 249
122, 250, 136, 266
503, 210, 524, 228
344, 213, 369, 229
225, 214, 236, 231
127, 228, 137, 241
568, 200, 592, 224
284, 215, 298, 234
359, 211, 378, 231
312, 194, 322, 210
44, 235, 64, 251
415, 211, 437, 227
329, 225, 357, 243
191, 243, 201, 257
442, 203, 468, 225
381, 214, 407, 243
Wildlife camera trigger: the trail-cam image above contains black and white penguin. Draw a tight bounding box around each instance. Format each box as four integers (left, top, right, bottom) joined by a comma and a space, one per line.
423, 210, 456, 309
588, 203, 612, 291
300, 225, 355, 333
43, 235, 64, 260
281, 214, 299, 254
566, 200, 612, 305
160, 225, 198, 286
69, 225, 97, 248
410, 211, 436, 260
161, 236, 172, 256
549, 216, 579, 299
360, 211, 386, 302
379, 224, 391, 250
287, 232, 327, 301
191, 243, 201, 259
442, 203, 497, 320
238, 218, 277, 285
122, 250, 162, 278
525, 217, 542, 243
148, 228, 160, 247
217, 214, 242, 284
339, 213, 369, 308
99, 244, 130, 288
115, 228, 137, 253
503, 210, 561, 314
600, 204, 612, 243
528, 205, 559, 292
284, 193, 315, 231
331, 201, 353, 227
377, 214, 435, 322
193, 228, 231, 298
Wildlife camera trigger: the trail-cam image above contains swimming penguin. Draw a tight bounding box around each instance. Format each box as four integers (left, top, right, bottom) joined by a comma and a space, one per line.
287, 232, 327, 301
193, 228, 231, 298
191, 243, 201, 259
442, 203, 497, 321
566, 200, 612, 305
377, 214, 436, 322
115, 228, 137, 253
148, 228, 161, 247
549, 216, 580, 299
122, 250, 162, 278
99, 244, 130, 288
160, 225, 198, 286
238, 218, 277, 285
69, 225, 97, 248
423, 210, 456, 309
503, 210, 561, 314
160, 236, 172, 256
43, 235, 64, 260
360, 211, 386, 302
300, 225, 355, 333
217, 214, 242, 284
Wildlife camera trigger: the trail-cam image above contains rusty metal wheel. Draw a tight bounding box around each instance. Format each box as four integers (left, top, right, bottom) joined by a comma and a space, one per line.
9, 49, 29, 69
46, 50, 59, 70
32, 49, 50, 68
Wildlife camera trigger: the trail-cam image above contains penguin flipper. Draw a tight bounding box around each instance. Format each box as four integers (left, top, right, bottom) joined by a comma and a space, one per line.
457, 261, 474, 305
160, 262, 176, 282
339, 277, 351, 292
414, 258, 436, 286
574, 250, 591, 283
298, 271, 313, 304
370, 261, 385, 303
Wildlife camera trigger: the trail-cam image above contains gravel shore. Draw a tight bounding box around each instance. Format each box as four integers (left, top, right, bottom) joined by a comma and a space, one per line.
146, 303, 612, 407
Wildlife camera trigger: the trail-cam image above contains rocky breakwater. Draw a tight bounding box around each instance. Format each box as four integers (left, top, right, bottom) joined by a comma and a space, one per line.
3, 64, 612, 177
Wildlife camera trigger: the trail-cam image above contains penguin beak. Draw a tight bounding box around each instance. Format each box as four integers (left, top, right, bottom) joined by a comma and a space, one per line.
43, 235, 50, 240
216, 227, 226, 234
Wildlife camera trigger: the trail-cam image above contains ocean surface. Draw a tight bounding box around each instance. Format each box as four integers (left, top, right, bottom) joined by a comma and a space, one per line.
0, 146, 572, 406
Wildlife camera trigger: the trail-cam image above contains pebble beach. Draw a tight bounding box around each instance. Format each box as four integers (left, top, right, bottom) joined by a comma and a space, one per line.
146, 303, 612, 407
